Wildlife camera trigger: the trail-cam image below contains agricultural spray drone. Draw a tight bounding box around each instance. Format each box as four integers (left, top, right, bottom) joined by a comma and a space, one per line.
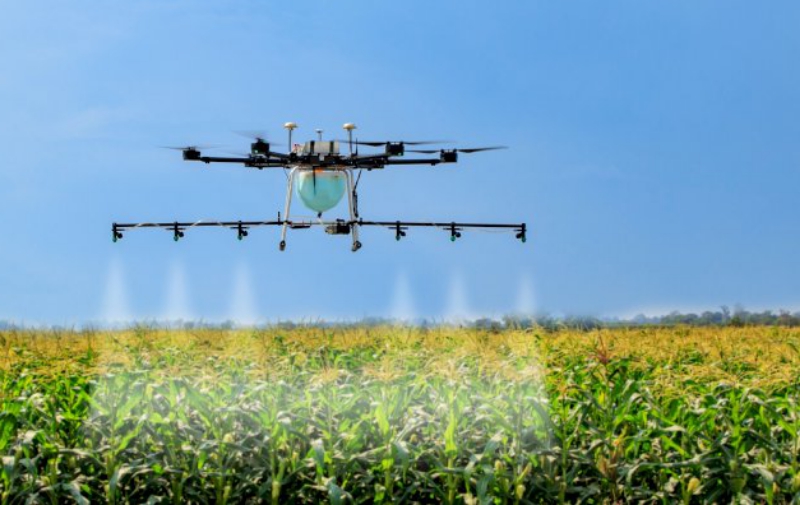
112, 123, 526, 252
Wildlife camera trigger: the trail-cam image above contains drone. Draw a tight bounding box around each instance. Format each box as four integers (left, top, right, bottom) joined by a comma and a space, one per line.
112, 123, 526, 252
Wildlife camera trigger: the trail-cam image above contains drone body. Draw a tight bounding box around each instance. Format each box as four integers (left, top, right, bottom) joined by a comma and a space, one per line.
112, 123, 526, 252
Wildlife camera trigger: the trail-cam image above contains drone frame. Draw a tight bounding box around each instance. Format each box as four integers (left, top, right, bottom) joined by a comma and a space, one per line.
113, 123, 527, 251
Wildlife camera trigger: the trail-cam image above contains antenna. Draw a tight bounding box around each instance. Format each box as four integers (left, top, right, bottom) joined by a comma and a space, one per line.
343, 123, 357, 156
284, 122, 297, 152
315, 129, 323, 142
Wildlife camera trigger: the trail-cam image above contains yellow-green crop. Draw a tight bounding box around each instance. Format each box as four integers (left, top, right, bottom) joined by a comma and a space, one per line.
0, 325, 798, 503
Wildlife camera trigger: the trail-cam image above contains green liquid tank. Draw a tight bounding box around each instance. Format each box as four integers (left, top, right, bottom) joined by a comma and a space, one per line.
296, 170, 347, 213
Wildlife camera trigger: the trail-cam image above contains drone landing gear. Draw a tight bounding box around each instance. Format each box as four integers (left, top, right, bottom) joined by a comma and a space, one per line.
345, 170, 362, 253
278, 167, 363, 252
278, 167, 297, 252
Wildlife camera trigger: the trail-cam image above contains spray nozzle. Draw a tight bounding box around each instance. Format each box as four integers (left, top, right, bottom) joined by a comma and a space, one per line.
449, 224, 462, 242
172, 223, 185, 242
394, 222, 407, 241
516, 224, 527, 243
234, 222, 249, 240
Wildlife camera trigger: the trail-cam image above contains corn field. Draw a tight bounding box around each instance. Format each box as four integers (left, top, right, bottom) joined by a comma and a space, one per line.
0, 326, 799, 503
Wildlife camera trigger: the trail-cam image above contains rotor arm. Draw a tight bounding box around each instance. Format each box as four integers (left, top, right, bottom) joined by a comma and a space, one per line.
190, 155, 289, 169
196, 156, 251, 164
345, 154, 388, 169
263, 151, 290, 161
382, 158, 443, 166
347, 152, 450, 169
346, 155, 445, 169
176, 146, 289, 167
382, 149, 464, 166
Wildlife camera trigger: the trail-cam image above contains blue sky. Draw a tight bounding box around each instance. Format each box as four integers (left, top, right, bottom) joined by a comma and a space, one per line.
1, 1, 798, 324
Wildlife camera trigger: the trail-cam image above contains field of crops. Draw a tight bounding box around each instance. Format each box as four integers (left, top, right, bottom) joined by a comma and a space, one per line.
1, 326, 799, 504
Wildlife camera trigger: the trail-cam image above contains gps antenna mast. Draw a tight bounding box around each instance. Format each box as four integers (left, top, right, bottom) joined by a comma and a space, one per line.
284, 122, 297, 152
343, 123, 356, 156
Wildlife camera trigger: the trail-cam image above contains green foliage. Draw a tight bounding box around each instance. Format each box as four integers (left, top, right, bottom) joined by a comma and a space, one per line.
0, 327, 798, 503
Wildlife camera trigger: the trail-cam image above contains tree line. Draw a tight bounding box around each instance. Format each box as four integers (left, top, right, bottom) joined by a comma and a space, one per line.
491, 306, 800, 331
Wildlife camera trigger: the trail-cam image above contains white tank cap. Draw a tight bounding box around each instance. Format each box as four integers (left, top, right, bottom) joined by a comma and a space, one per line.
284, 122, 298, 130
342, 123, 357, 131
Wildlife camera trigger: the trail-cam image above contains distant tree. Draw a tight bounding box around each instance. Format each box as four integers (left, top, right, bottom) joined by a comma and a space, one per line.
473, 318, 503, 332
698, 311, 714, 325
720, 305, 731, 323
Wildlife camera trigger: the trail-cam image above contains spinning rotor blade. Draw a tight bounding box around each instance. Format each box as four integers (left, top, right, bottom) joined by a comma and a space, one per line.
348, 140, 385, 147
233, 131, 284, 145
406, 146, 508, 154
234, 130, 267, 141
346, 140, 453, 147
456, 146, 507, 153
159, 144, 220, 151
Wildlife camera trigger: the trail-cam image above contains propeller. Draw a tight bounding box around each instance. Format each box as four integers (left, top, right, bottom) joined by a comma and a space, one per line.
234, 131, 284, 146
234, 131, 286, 157
159, 144, 219, 151
457, 146, 507, 153
342, 140, 453, 147
406, 146, 508, 154
234, 130, 267, 141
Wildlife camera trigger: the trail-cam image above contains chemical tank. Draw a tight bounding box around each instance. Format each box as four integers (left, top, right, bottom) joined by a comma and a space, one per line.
296, 170, 347, 213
